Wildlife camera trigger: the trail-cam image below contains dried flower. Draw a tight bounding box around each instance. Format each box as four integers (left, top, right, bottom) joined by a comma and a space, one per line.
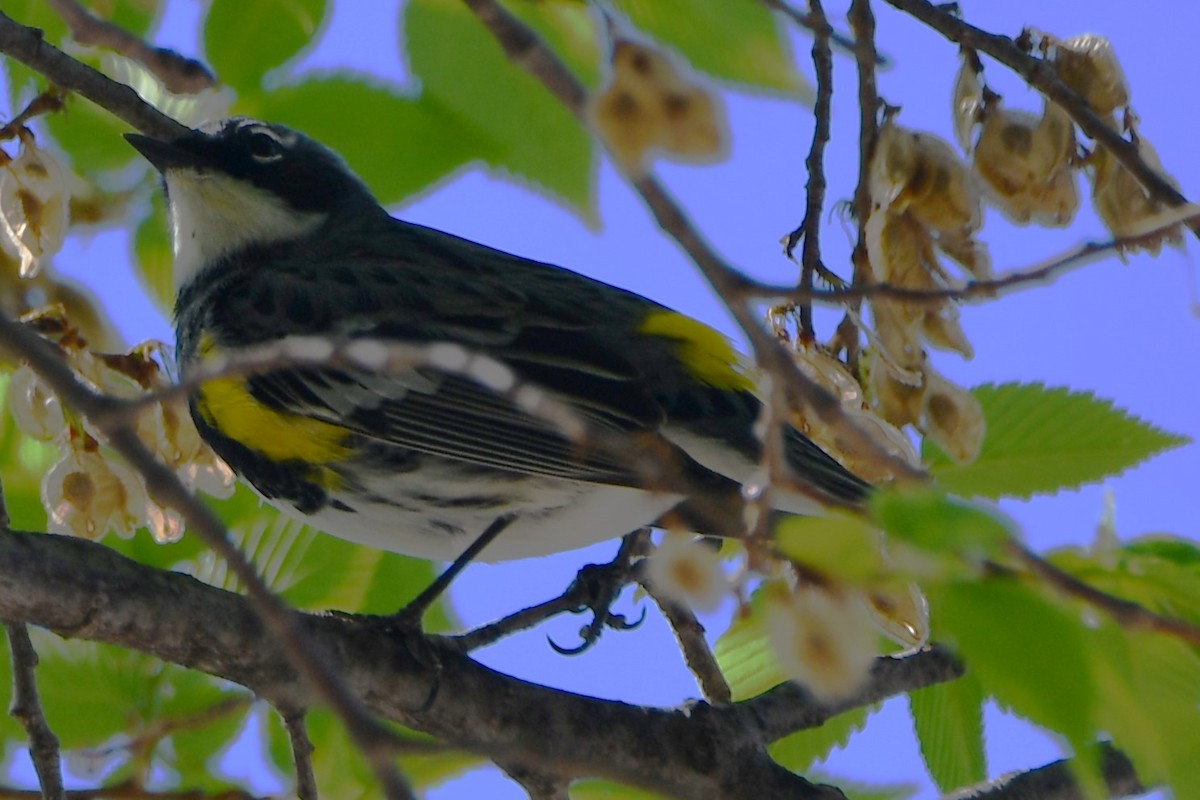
645, 532, 730, 612
590, 40, 727, 175
973, 101, 1079, 226
42, 441, 148, 540
871, 121, 982, 239
1049, 33, 1129, 117
766, 584, 876, 702
859, 582, 930, 650
0, 131, 70, 278
7, 363, 66, 441
1088, 137, 1183, 255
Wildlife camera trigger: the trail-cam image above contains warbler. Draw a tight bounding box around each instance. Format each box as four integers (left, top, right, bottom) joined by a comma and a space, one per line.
125, 118, 868, 562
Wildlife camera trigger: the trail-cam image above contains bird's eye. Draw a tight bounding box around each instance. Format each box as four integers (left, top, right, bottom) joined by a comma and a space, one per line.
248, 131, 283, 162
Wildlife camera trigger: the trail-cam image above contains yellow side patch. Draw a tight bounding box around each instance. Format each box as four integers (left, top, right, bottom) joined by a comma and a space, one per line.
194, 336, 351, 468
638, 310, 754, 391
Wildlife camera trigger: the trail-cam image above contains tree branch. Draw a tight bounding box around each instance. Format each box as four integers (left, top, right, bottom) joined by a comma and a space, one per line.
3, 621, 63, 800
947, 742, 1143, 800
881, 0, 1199, 241
45, 0, 215, 94
0, 528, 971, 800
0, 315, 413, 799
0, 11, 189, 140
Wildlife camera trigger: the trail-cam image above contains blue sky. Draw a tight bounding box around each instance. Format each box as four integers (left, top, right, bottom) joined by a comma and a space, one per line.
18, 0, 1199, 797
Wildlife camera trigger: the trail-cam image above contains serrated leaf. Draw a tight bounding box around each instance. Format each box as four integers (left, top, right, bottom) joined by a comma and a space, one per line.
611, 0, 811, 99
570, 779, 670, 799
931, 579, 1096, 760
923, 383, 1188, 500
252, 74, 485, 206
712, 606, 787, 701
405, 0, 596, 216
769, 706, 872, 772
774, 513, 884, 583
871, 489, 1010, 565
908, 673, 986, 793
204, 0, 327, 93
1094, 629, 1200, 799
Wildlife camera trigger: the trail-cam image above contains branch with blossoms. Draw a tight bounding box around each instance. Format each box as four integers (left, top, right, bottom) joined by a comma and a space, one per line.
0, 2, 1194, 799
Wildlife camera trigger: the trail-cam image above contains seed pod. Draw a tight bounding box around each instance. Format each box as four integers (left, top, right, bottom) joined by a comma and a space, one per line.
590, 40, 727, 175
1050, 33, 1129, 116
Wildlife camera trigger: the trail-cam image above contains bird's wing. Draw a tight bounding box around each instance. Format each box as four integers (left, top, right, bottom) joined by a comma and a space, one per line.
186, 218, 867, 501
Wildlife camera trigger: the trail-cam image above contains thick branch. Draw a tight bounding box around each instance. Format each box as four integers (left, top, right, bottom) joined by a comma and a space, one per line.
947, 742, 1143, 800
0, 529, 972, 800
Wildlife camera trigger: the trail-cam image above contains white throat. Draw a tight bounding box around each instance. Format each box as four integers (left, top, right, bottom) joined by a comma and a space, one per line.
165, 169, 327, 292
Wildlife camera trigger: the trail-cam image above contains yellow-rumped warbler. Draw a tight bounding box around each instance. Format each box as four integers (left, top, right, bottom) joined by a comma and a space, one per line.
126, 118, 869, 562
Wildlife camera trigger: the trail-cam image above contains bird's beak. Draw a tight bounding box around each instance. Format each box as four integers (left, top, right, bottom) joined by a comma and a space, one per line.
125, 132, 209, 173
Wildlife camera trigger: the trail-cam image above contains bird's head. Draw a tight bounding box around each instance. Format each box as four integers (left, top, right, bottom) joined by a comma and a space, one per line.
126, 118, 379, 293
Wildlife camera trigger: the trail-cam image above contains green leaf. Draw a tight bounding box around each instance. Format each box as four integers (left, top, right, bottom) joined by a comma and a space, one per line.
205, 0, 327, 93
931, 579, 1096, 757
570, 779, 670, 799
160, 680, 251, 790
769, 706, 872, 772
46, 95, 141, 172
774, 512, 884, 582
31, 636, 159, 748
253, 74, 486, 206
908, 673, 986, 793
266, 708, 479, 797
189, 487, 452, 625
1048, 540, 1200, 626
712, 603, 786, 701
1091, 627, 1200, 799
133, 190, 174, 316
923, 383, 1188, 500
405, 0, 596, 216
871, 489, 1010, 566
610, 0, 811, 99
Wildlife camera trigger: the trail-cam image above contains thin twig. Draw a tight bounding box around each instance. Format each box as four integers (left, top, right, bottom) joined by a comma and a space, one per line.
641, 583, 732, 705
0, 89, 67, 140
784, 0, 836, 340
45, 0, 215, 93
1007, 541, 1200, 649
763, 0, 886, 65
3, 622, 63, 800
0, 12, 189, 140
80, 695, 251, 761
881, 0, 1199, 241
0, 315, 415, 800
841, 0, 881, 372
395, 514, 516, 626
745, 206, 1200, 306
280, 707, 319, 800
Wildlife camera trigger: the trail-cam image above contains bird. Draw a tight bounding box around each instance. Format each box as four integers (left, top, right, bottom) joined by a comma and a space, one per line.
125, 117, 869, 564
